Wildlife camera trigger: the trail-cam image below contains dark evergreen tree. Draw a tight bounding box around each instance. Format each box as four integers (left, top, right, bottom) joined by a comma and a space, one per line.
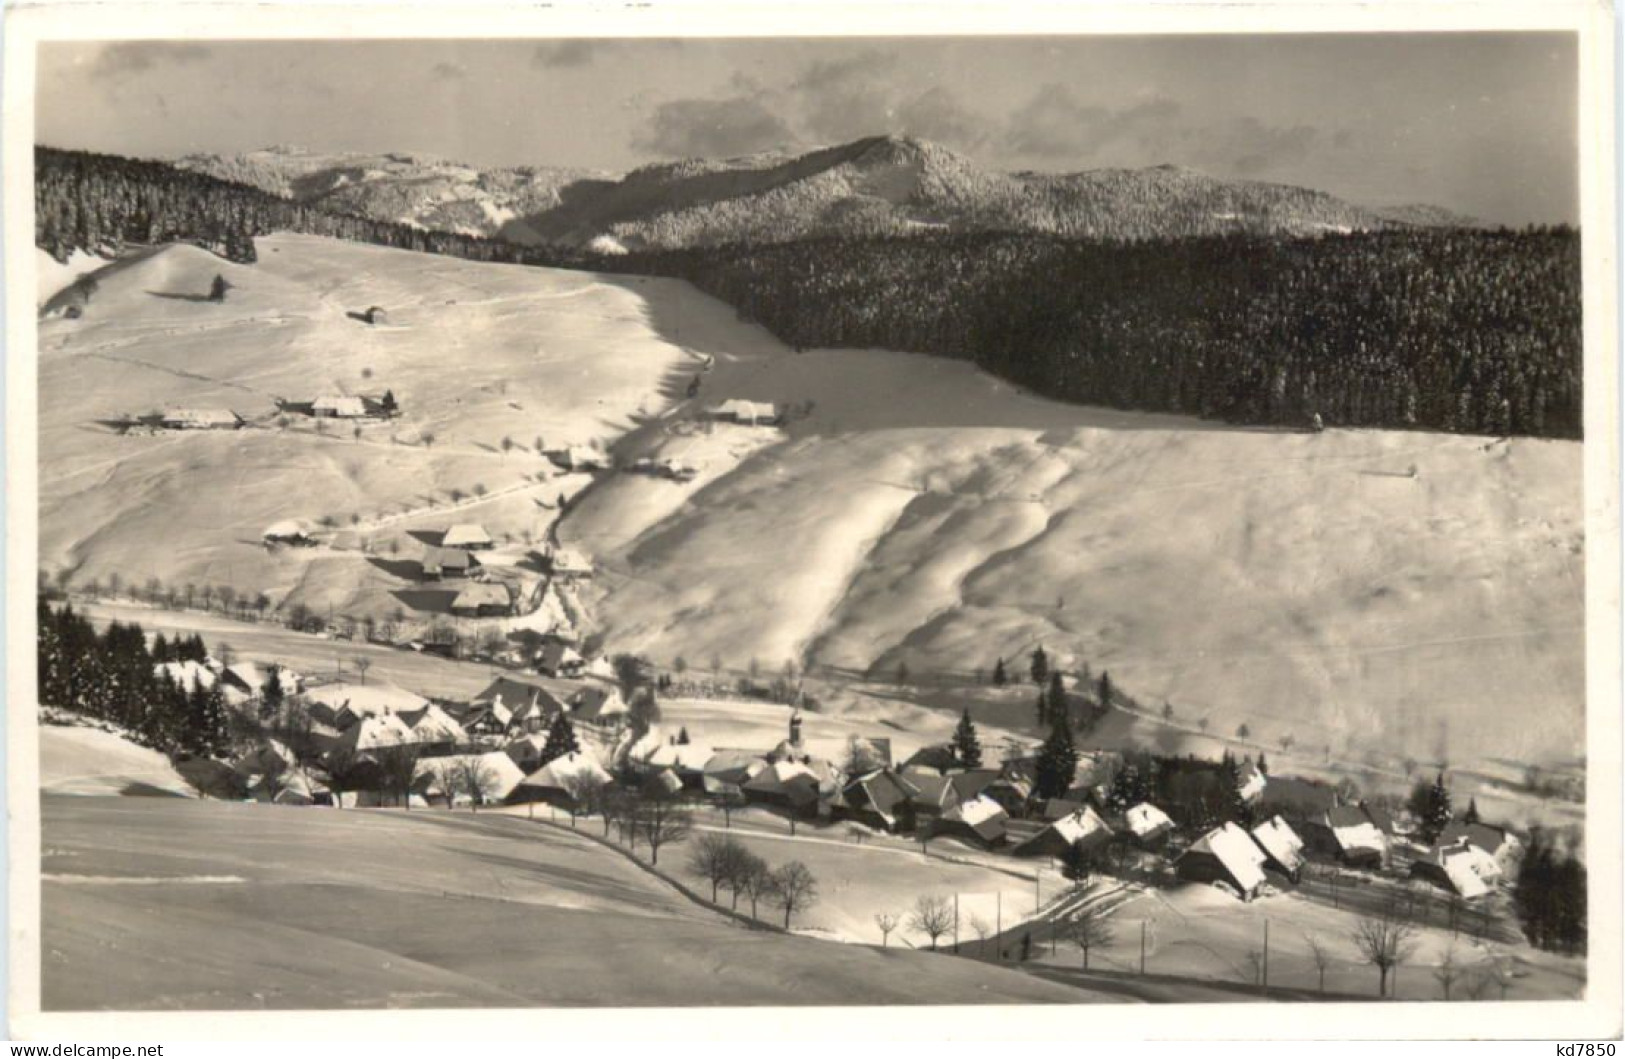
1034, 713, 1080, 801
1030, 645, 1050, 686
1420, 771, 1454, 843
1463, 798, 1480, 825
951, 709, 983, 769
539, 711, 582, 766
991, 656, 1008, 687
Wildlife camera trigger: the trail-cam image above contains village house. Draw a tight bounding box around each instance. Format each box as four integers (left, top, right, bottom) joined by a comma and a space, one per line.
701, 750, 767, 799
1011, 804, 1113, 859
442, 524, 495, 551
1437, 821, 1523, 873
1302, 804, 1389, 869
421, 546, 479, 580
927, 794, 1010, 849
635, 740, 717, 790
1250, 815, 1307, 882
551, 445, 613, 473
1123, 802, 1177, 848
831, 769, 920, 833
466, 676, 568, 735
219, 661, 304, 703
451, 581, 513, 618
154, 659, 217, 693
1409, 838, 1503, 899
1176, 821, 1271, 900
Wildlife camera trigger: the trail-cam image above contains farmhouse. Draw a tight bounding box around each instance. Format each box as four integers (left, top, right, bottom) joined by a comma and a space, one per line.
1176, 822, 1270, 900
928, 795, 1010, 849
707, 399, 780, 426
312, 395, 369, 418
442, 524, 495, 551
397, 703, 470, 749
158, 408, 244, 430
1011, 805, 1113, 859
1302, 805, 1389, 869
469, 676, 567, 733
451, 582, 513, 618
261, 519, 317, 547
743, 759, 823, 814
328, 712, 417, 755
1250, 815, 1307, 882
636, 740, 716, 786
421, 546, 479, 580
1123, 802, 1176, 847
832, 769, 920, 832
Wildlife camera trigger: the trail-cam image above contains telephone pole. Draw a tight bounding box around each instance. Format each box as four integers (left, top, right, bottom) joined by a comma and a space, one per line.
953, 894, 960, 954
1261, 919, 1270, 997
1140, 920, 1147, 974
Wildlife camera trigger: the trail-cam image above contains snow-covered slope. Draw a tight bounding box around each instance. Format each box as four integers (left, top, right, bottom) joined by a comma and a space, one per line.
38, 234, 1582, 770
40, 723, 193, 797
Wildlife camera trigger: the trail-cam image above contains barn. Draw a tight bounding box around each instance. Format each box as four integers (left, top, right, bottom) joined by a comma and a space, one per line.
1250, 815, 1307, 882
261, 519, 317, 547
313, 395, 368, 418
707, 399, 781, 426
1011, 805, 1113, 859
159, 408, 244, 430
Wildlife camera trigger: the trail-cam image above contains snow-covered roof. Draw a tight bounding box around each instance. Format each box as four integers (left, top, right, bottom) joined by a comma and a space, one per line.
709, 398, 779, 423
262, 519, 313, 540
1051, 805, 1114, 845
945, 794, 1007, 828
642, 741, 716, 772
1417, 840, 1501, 898
1251, 815, 1306, 874
314, 395, 368, 416
398, 703, 469, 744
452, 582, 511, 610
304, 682, 428, 716
225, 661, 302, 696
414, 752, 526, 800
1187, 822, 1269, 894
162, 407, 241, 426
332, 712, 416, 753
1327, 815, 1388, 855
1238, 766, 1268, 803
1125, 802, 1174, 838
550, 546, 592, 573
154, 660, 216, 691
443, 523, 493, 548
521, 751, 612, 791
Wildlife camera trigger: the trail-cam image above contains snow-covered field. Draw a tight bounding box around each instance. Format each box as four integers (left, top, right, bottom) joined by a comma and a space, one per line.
40, 796, 1104, 1009
39, 234, 1585, 771
39, 724, 194, 798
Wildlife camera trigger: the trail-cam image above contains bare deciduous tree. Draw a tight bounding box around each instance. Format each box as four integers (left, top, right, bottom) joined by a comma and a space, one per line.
768, 860, 819, 929
908, 895, 956, 951
559, 770, 607, 828
688, 833, 747, 903
1304, 933, 1333, 994
731, 849, 771, 917
1352, 904, 1420, 998
1433, 942, 1462, 1001
636, 794, 693, 866
1069, 904, 1116, 970
969, 915, 993, 957
874, 912, 899, 948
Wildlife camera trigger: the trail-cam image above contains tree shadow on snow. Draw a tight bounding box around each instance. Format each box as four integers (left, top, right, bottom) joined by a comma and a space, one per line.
391, 588, 457, 614
145, 290, 215, 304
367, 556, 429, 581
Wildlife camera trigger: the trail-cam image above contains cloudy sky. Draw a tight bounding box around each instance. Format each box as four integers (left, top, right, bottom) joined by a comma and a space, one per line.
37, 34, 1578, 224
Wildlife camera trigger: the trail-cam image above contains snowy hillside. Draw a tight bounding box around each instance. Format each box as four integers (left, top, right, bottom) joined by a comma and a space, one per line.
38, 234, 1582, 770
41, 720, 193, 797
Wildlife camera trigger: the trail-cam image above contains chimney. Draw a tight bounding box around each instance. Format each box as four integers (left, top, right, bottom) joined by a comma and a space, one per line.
789, 711, 803, 749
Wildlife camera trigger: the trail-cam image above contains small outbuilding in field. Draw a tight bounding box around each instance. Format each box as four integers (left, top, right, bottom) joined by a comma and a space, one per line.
313, 395, 369, 419
262, 519, 317, 548
706, 399, 781, 426
159, 408, 245, 430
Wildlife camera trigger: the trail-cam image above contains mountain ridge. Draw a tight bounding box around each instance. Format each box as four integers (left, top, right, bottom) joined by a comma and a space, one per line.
174, 134, 1477, 251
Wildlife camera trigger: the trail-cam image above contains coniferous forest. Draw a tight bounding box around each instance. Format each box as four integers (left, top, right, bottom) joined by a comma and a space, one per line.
627, 229, 1582, 439
37, 145, 1582, 439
